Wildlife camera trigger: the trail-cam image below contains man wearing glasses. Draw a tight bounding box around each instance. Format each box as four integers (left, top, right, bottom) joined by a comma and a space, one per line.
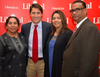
62, 1, 100, 77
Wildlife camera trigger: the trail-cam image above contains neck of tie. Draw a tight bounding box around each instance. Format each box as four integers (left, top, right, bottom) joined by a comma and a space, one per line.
73, 26, 77, 35
32, 25, 38, 63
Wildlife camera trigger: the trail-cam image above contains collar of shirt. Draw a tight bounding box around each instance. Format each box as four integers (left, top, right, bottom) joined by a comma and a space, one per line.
31, 21, 42, 28
76, 17, 88, 29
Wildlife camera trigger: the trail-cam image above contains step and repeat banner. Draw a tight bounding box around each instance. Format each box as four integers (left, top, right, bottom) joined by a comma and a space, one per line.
0, 0, 100, 75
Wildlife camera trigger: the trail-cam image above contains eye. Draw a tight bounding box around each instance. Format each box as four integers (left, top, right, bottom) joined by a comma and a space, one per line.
8, 22, 12, 25
70, 9, 75, 12
32, 12, 35, 14
52, 17, 56, 20
57, 17, 61, 19
76, 8, 81, 11
37, 12, 41, 14
14, 22, 17, 25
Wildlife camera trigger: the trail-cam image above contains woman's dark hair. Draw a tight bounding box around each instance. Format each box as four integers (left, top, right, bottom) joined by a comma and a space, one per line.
6, 16, 20, 26
51, 10, 68, 35
29, 3, 43, 14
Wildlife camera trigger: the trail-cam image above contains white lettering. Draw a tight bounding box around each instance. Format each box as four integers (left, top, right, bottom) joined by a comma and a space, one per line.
86, 2, 92, 9
0, 17, 2, 22
23, 3, 45, 10
51, 7, 64, 10
99, 5, 100, 9
69, 3, 71, 10
5, 6, 18, 9
47, 18, 50, 22
0, 17, 8, 23
23, 3, 31, 9
66, 18, 69, 24
41, 3, 45, 10
0, 16, 23, 23
93, 17, 100, 24
19, 17, 23, 23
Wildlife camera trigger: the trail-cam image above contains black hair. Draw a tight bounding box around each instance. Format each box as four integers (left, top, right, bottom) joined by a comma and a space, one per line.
6, 16, 19, 26
73, 1, 86, 8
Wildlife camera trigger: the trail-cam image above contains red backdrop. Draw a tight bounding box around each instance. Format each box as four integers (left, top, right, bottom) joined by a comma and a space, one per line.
0, 0, 100, 75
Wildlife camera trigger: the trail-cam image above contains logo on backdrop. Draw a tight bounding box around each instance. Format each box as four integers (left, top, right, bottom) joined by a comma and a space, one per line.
33, 0, 38, 4
5, 6, 18, 9
93, 17, 100, 24
23, 0, 45, 10
51, 7, 64, 10
99, 5, 100, 9
0, 14, 23, 23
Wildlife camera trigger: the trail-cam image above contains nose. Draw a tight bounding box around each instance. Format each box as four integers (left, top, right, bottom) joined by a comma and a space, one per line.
34, 13, 38, 17
11, 23, 15, 26
55, 18, 58, 21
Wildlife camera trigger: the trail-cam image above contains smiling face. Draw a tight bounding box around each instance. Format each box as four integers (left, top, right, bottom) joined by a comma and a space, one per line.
71, 2, 87, 23
6, 18, 19, 34
52, 13, 63, 30
30, 8, 42, 24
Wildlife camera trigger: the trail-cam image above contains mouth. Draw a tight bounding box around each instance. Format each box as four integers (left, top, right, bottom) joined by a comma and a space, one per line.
54, 23, 59, 25
54, 21, 59, 25
10, 28, 16, 30
34, 18, 39, 20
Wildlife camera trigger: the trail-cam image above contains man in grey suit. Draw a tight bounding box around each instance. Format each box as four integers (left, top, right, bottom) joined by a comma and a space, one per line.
62, 1, 100, 77
21, 4, 51, 77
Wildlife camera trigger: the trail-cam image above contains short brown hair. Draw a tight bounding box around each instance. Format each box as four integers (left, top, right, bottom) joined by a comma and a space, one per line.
29, 4, 43, 14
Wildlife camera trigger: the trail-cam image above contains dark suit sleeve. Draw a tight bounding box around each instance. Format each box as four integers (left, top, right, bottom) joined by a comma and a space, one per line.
21, 24, 27, 36
0, 37, 5, 77
21, 25, 24, 35
78, 26, 100, 77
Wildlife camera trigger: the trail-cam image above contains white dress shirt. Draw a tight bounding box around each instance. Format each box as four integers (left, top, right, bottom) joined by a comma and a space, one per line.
28, 21, 43, 58
76, 17, 88, 28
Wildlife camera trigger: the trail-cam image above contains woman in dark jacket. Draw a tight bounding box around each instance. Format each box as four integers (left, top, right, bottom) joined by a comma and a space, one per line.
44, 10, 73, 77
0, 16, 27, 77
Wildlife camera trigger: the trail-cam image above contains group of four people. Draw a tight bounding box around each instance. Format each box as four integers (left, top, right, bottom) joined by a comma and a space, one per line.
0, 1, 100, 77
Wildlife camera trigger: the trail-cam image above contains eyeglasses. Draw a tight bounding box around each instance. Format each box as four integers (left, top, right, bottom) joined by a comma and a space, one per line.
70, 8, 85, 13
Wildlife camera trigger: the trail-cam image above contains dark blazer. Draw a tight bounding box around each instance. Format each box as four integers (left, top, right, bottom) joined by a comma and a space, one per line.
62, 18, 100, 77
44, 29, 73, 77
21, 21, 51, 60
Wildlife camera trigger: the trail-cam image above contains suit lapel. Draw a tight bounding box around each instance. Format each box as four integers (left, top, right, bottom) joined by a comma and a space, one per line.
42, 21, 45, 48
26, 22, 31, 45
27, 22, 32, 36
66, 18, 89, 48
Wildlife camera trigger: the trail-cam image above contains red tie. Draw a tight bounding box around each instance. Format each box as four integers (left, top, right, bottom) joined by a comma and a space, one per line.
73, 26, 77, 35
32, 25, 38, 63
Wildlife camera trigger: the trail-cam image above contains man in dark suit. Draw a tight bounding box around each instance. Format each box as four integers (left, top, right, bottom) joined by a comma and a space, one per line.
62, 1, 100, 77
21, 4, 51, 77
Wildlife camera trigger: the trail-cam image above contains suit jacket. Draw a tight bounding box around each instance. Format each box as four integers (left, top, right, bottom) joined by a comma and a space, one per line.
21, 21, 51, 60
44, 29, 73, 77
62, 18, 100, 77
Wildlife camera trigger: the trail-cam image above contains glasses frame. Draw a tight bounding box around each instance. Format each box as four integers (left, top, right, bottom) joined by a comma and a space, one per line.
70, 8, 85, 13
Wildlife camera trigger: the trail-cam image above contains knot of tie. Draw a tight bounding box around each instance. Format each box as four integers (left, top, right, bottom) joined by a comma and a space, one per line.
34, 25, 38, 28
